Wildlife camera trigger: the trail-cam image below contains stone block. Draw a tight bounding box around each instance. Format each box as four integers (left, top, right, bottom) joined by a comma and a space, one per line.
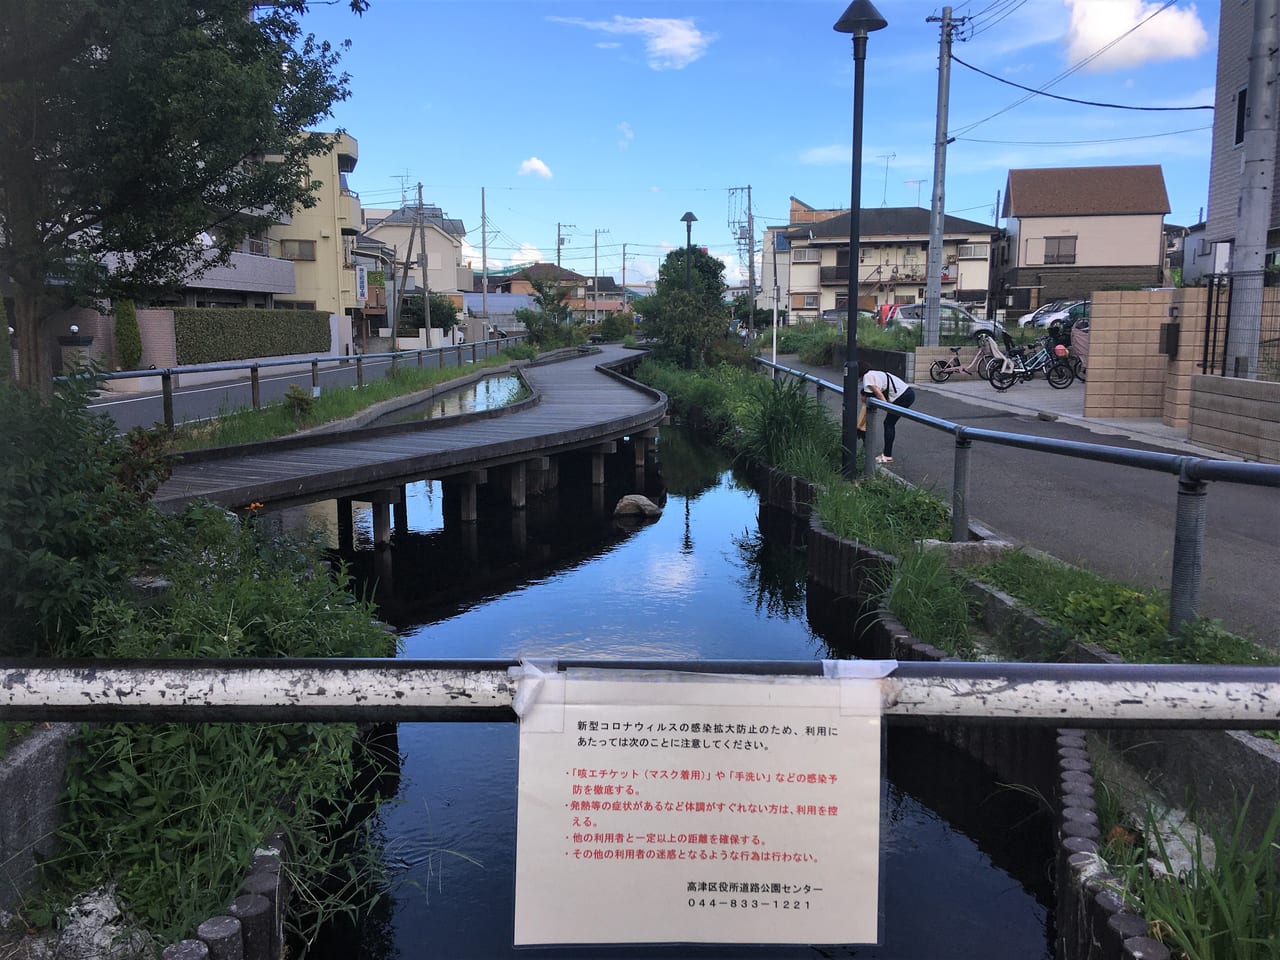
0, 724, 73, 912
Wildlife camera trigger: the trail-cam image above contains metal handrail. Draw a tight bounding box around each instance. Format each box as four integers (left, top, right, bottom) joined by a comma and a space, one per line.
755, 357, 1280, 632
1, 657, 1275, 728
73, 335, 527, 429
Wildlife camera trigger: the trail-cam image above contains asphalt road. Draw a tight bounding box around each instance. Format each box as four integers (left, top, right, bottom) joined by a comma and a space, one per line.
782, 358, 1279, 647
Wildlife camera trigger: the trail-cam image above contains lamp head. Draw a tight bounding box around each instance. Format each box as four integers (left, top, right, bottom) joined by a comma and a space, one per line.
69, 324, 79, 335
681, 211, 698, 225
833, 0, 887, 36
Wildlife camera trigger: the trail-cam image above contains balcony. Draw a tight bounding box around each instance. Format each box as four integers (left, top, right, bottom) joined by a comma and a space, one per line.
189, 249, 295, 295
339, 191, 362, 236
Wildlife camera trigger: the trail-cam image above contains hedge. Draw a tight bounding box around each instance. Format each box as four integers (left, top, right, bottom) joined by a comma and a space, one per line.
173, 308, 331, 365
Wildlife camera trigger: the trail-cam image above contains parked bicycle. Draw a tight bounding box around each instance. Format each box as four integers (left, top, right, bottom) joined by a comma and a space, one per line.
987, 333, 1075, 391
928, 331, 997, 383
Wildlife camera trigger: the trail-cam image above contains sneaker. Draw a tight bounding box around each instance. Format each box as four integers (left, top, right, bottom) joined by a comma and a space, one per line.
875, 454, 893, 464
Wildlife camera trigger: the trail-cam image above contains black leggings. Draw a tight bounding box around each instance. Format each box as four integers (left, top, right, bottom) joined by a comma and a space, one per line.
883, 387, 915, 457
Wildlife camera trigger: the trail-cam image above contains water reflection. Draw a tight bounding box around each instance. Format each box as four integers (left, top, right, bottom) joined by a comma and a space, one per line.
368, 375, 525, 427
314, 427, 1053, 959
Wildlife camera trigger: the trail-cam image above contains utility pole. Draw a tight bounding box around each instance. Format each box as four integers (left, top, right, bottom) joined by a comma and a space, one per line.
621, 243, 627, 310
557, 222, 575, 270
923, 6, 963, 347
1227, 0, 1279, 379
746, 185, 756, 337
417, 183, 432, 337
593, 228, 610, 323
481, 187, 489, 341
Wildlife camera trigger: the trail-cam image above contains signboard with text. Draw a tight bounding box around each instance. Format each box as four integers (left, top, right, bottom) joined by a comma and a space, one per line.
514, 672, 882, 946
355, 264, 368, 304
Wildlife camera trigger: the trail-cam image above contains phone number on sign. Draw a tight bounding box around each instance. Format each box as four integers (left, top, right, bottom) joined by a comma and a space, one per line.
687, 898, 811, 910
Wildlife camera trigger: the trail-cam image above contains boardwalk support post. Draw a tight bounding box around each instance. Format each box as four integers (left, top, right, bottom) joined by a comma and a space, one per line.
591, 442, 617, 485
508, 461, 527, 510
336, 497, 354, 552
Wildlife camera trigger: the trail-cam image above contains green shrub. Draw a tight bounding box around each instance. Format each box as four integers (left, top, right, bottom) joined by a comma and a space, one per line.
599, 312, 633, 342
0, 374, 162, 656
282, 383, 315, 419
47, 517, 397, 947
816, 475, 951, 553
736, 375, 840, 473
114, 299, 142, 371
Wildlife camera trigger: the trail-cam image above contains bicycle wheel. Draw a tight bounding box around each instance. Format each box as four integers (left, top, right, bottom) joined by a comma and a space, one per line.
929, 359, 953, 383
989, 363, 1018, 392
1047, 359, 1075, 389
977, 356, 993, 380
1071, 357, 1086, 382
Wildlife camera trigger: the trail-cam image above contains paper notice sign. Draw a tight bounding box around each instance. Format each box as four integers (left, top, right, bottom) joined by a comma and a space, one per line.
513, 671, 882, 946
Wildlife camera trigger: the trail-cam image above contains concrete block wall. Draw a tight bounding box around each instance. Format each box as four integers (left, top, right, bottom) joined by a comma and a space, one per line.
1161, 287, 1208, 428
1082, 290, 1167, 419
1189, 373, 1280, 461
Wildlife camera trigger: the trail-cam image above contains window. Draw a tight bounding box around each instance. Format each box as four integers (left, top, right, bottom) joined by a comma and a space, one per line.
803, 294, 819, 308
957, 243, 989, 259
274, 300, 317, 310
792, 247, 820, 263
1044, 236, 1077, 265
1235, 86, 1247, 146
279, 239, 316, 261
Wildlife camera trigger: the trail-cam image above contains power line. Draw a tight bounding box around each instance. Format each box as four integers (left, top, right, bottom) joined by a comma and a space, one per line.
951, 53, 1213, 111
949, 0, 1181, 137
956, 124, 1212, 146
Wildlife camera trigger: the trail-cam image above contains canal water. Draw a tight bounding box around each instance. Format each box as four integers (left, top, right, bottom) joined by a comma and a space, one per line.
367, 375, 525, 427
318, 427, 1055, 959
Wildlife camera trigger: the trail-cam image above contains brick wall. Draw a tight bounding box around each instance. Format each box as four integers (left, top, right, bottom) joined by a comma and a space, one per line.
136, 308, 177, 368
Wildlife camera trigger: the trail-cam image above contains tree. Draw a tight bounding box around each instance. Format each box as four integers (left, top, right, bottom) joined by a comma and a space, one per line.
643, 246, 729, 366
399, 292, 459, 334
0, 1, 363, 396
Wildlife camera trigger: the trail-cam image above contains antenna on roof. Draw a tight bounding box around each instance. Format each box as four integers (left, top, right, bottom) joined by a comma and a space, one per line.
876, 153, 896, 207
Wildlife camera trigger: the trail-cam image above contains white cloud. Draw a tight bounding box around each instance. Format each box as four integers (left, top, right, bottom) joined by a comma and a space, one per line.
1064, 0, 1209, 72
617, 121, 634, 151
518, 157, 553, 179
510, 243, 543, 268
799, 144, 850, 166
548, 16, 716, 70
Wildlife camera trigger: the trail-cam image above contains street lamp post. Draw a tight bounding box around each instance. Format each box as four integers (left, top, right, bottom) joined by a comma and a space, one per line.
835, 0, 887, 479
681, 211, 698, 290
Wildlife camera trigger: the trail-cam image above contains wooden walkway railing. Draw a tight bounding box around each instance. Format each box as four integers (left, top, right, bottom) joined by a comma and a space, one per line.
153, 345, 665, 512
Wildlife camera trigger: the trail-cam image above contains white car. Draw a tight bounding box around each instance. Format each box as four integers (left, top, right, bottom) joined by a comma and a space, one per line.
1023, 299, 1082, 328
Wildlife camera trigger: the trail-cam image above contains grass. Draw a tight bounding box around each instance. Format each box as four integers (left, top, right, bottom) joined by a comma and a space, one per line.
0, 721, 35, 760
1111, 797, 1280, 960
815, 474, 951, 553
972, 550, 1278, 668
875, 545, 976, 658
169, 345, 536, 452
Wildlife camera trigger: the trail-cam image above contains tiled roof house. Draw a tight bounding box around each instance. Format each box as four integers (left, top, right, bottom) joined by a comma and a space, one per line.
996, 165, 1170, 307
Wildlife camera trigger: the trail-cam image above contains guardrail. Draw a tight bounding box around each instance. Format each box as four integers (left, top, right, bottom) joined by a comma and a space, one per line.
755, 358, 1280, 633
79, 336, 527, 429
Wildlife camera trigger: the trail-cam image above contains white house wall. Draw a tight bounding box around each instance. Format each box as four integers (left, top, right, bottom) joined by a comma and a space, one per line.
1015, 214, 1163, 267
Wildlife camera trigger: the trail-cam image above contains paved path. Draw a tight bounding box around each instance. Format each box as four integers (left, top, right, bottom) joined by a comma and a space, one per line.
153, 345, 664, 513
774, 355, 1280, 646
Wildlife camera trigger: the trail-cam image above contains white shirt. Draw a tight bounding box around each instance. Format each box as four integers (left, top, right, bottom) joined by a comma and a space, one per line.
861, 370, 908, 403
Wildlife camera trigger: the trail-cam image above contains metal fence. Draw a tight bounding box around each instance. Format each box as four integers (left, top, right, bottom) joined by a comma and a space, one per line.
75, 335, 527, 429
1200, 271, 1280, 382
755, 358, 1280, 633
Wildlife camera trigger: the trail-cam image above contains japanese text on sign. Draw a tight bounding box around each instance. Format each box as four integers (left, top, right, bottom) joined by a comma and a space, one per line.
513, 673, 882, 946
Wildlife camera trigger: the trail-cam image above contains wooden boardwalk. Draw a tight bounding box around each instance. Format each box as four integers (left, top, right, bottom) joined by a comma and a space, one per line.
153, 345, 665, 512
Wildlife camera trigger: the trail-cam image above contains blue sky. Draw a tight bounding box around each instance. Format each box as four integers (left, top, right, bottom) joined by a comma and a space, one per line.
302, 0, 1219, 286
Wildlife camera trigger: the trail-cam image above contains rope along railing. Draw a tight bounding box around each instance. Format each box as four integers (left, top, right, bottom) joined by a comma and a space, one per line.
1, 658, 1276, 728
755, 358, 1280, 633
